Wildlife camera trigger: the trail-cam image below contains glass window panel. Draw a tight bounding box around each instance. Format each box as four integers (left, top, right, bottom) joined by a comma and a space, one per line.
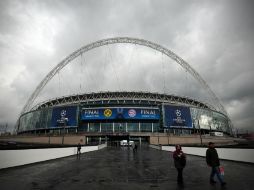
101, 123, 113, 132
89, 123, 100, 132
114, 123, 126, 132
78, 122, 88, 132
153, 122, 160, 132
140, 123, 152, 132
127, 123, 139, 132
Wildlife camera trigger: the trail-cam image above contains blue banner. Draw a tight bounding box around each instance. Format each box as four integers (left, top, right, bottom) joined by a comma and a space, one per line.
163, 105, 193, 128
81, 107, 160, 120
51, 106, 77, 127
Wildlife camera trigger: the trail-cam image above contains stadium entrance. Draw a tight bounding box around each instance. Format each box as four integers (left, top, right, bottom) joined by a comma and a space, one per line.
106, 133, 150, 147
107, 133, 130, 147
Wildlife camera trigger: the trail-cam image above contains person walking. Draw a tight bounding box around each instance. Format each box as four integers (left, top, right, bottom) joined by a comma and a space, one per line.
77, 142, 81, 159
206, 142, 226, 186
132, 142, 137, 153
134, 143, 137, 152
173, 145, 186, 184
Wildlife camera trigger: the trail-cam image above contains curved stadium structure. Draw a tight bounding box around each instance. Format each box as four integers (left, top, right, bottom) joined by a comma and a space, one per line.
18, 91, 231, 138
16, 37, 233, 145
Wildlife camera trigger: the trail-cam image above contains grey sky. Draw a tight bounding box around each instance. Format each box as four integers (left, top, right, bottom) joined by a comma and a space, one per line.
0, 0, 253, 133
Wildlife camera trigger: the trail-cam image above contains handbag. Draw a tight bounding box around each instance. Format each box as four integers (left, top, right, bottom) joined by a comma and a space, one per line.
219, 166, 224, 176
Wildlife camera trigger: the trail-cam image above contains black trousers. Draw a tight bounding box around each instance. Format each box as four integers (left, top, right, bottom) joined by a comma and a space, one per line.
177, 168, 183, 183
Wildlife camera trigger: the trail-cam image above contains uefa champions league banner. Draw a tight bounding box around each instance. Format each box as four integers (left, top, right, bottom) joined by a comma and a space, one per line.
81, 107, 160, 120
51, 106, 77, 127
163, 105, 193, 128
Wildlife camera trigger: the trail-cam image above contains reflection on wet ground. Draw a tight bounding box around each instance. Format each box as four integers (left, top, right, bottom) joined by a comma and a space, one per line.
0, 145, 253, 190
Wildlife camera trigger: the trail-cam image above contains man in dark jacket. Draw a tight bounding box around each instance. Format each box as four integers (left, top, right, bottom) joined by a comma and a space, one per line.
173, 145, 186, 184
206, 142, 226, 186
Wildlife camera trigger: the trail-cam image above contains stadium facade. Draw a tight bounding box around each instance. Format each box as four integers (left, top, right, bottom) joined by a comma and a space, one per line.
18, 91, 232, 143
16, 37, 233, 144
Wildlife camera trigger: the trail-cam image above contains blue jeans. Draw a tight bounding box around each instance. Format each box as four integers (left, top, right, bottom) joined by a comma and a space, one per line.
210, 166, 224, 183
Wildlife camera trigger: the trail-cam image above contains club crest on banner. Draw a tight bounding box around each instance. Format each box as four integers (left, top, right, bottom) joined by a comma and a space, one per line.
104, 109, 112, 117
128, 109, 136, 117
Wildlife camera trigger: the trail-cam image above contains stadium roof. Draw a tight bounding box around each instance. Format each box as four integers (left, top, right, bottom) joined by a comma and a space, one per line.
32, 91, 214, 112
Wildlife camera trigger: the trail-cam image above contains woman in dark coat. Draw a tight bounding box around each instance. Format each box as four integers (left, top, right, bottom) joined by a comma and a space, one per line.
173, 145, 186, 184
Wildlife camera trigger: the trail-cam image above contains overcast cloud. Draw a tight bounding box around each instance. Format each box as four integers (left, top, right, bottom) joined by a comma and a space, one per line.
0, 0, 253, 133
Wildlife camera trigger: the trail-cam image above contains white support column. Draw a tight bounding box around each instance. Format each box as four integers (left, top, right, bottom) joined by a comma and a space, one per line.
138, 122, 141, 132
87, 123, 90, 132
152, 123, 154, 133
126, 122, 128, 132
100, 123, 102, 133
113, 122, 115, 133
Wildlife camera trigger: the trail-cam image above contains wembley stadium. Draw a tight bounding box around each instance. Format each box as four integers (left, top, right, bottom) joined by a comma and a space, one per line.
15, 37, 233, 145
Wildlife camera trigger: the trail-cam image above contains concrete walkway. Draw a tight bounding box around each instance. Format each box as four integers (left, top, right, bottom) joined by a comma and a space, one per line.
0, 146, 253, 190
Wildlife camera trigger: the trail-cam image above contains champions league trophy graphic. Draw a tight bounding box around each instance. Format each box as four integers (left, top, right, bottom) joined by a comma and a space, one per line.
57, 109, 69, 126
116, 108, 124, 119
174, 109, 185, 125
59, 109, 69, 145
61, 110, 69, 125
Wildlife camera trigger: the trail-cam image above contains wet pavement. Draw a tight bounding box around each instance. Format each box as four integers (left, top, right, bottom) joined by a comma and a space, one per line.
0, 145, 253, 190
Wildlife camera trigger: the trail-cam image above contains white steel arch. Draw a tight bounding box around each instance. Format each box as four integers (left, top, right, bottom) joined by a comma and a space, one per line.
21, 37, 227, 116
